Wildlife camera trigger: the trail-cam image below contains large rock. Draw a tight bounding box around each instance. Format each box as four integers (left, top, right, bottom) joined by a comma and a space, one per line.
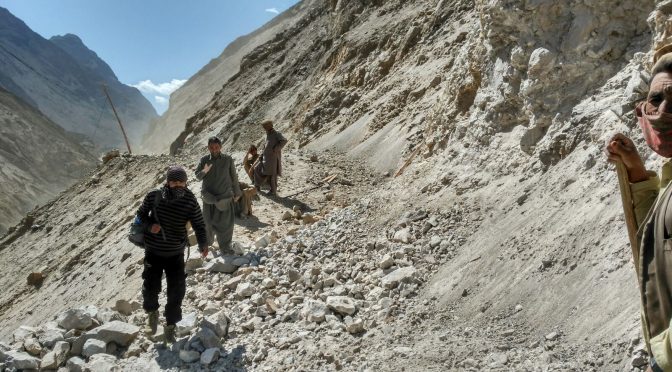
37, 327, 65, 348
93, 321, 139, 346
378, 254, 395, 269
381, 266, 418, 289
23, 337, 42, 356
180, 349, 201, 363
66, 356, 86, 372
71, 321, 139, 355
82, 338, 107, 358
301, 300, 328, 323
4, 350, 40, 370
113, 299, 133, 316
392, 228, 413, 243
87, 354, 118, 371
205, 257, 238, 273
201, 311, 230, 338
344, 316, 365, 334
201, 348, 219, 365
236, 282, 255, 298
39, 341, 69, 369
326, 296, 357, 316
12, 325, 36, 344
57, 308, 94, 330
177, 312, 198, 336
196, 327, 221, 349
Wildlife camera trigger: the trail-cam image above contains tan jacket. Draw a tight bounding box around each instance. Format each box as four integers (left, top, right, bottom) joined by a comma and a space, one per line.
632, 160, 672, 369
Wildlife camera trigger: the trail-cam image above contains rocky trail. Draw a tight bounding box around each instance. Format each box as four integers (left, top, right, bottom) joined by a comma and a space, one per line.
0, 147, 649, 371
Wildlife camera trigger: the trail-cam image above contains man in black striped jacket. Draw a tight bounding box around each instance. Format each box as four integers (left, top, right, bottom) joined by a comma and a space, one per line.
136, 165, 208, 342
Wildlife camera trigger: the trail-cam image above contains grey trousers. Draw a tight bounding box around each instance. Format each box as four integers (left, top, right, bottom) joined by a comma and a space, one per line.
202, 199, 234, 253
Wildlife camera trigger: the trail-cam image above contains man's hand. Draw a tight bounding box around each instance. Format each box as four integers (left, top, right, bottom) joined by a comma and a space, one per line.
203, 163, 212, 174
200, 246, 209, 258
605, 133, 649, 183
150, 224, 161, 234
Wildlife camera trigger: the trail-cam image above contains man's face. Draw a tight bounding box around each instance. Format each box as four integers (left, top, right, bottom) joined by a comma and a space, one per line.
208, 143, 222, 156
251, 148, 258, 156
168, 180, 186, 188
262, 123, 272, 133
647, 72, 672, 114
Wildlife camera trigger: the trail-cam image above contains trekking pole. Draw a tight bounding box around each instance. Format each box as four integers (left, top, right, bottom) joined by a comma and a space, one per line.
615, 160, 640, 275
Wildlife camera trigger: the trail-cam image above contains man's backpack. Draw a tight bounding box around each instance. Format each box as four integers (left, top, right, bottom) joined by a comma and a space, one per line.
128, 190, 165, 247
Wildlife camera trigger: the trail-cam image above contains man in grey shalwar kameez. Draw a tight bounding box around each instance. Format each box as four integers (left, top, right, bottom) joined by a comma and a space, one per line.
254, 120, 288, 196
195, 137, 242, 255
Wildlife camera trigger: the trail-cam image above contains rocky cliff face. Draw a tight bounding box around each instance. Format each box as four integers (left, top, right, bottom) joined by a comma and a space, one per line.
0, 87, 96, 235
0, 0, 668, 370
0, 7, 157, 150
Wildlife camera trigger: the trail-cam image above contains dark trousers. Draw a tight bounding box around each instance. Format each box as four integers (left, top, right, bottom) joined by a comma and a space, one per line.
142, 251, 186, 325
254, 171, 278, 193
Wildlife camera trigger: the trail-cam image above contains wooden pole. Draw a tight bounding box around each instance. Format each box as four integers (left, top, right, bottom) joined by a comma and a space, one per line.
102, 84, 132, 154
616, 160, 640, 274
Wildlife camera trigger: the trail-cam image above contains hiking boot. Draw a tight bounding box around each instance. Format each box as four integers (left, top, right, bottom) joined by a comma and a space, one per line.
144, 310, 159, 335
164, 324, 177, 344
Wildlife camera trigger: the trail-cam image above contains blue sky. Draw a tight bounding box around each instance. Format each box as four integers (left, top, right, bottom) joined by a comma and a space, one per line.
0, 0, 299, 113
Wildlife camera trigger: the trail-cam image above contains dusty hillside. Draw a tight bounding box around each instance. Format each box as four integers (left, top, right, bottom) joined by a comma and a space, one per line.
0, 88, 96, 235
0, 0, 668, 371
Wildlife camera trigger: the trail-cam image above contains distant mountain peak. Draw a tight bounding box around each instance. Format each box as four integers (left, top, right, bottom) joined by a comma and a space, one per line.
50, 33, 118, 82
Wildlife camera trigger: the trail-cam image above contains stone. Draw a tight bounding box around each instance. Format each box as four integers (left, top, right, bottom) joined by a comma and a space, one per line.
224, 275, 243, 290
429, 236, 442, 248
381, 266, 418, 289
201, 311, 230, 338
236, 282, 255, 298
262, 278, 276, 289
177, 312, 198, 336
196, 327, 221, 349
66, 356, 86, 372
301, 300, 328, 323
545, 331, 558, 341
205, 257, 238, 273
287, 269, 301, 282
40, 351, 59, 370
92, 321, 139, 346
282, 211, 294, 221
57, 308, 94, 331
378, 254, 395, 269
302, 213, 319, 225
631, 353, 647, 368
232, 256, 250, 267
185, 250, 204, 271
96, 308, 124, 324
344, 316, 365, 334
255, 234, 270, 249
113, 299, 133, 316
87, 354, 117, 371
13, 325, 36, 343
180, 349, 201, 363
326, 296, 357, 316
4, 350, 40, 370
23, 337, 42, 356
38, 327, 65, 348
27, 272, 46, 286
82, 338, 107, 358
201, 348, 219, 365
392, 228, 412, 243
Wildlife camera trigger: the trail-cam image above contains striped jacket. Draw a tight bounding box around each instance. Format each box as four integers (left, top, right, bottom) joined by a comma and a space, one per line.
136, 186, 207, 257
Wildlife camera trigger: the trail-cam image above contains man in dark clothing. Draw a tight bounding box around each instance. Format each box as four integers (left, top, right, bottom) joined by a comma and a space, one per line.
254, 120, 288, 196
195, 137, 242, 255
136, 165, 208, 343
